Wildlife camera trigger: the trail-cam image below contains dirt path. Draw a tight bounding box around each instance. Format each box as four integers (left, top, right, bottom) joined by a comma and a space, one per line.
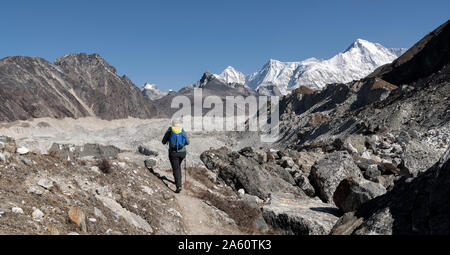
153, 168, 243, 235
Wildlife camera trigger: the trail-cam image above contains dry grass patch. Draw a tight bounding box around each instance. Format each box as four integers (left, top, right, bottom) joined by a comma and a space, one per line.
194, 190, 262, 234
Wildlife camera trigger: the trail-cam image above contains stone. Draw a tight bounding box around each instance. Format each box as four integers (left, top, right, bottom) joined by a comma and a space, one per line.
333, 177, 387, 213
333, 147, 450, 234
294, 173, 316, 197
37, 178, 54, 190
68, 206, 87, 232
309, 151, 363, 203
27, 185, 45, 195
90, 166, 100, 174
144, 159, 157, 169
32, 208, 44, 220
96, 195, 153, 233
138, 145, 159, 157
0, 152, 5, 163
202, 147, 303, 200
218, 156, 303, 200
0, 142, 5, 150
253, 149, 267, 164
281, 156, 295, 168
346, 142, 358, 155
238, 189, 245, 196
361, 151, 372, 160
238, 147, 254, 157
21, 157, 33, 167
12, 207, 24, 214
363, 164, 381, 181
16, 147, 29, 155
262, 192, 340, 235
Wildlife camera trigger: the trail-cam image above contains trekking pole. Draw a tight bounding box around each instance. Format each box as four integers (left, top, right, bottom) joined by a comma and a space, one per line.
184, 154, 187, 185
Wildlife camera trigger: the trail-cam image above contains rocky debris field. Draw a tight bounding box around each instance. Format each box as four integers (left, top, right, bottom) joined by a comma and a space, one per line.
0, 135, 185, 234
0, 134, 276, 235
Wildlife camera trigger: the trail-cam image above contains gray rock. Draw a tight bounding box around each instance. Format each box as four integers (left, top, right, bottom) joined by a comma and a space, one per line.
238, 147, 254, 157
16, 147, 29, 155
253, 149, 267, 164
281, 156, 295, 168
333, 147, 450, 235
11, 207, 24, 214
26, 185, 45, 195
262, 192, 340, 235
0, 152, 5, 163
96, 195, 153, 233
363, 164, 381, 181
262, 162, 296, 185
294, 173, 316, 197
309, 151, 363, 203
37, 178, 54, 190
333, 177, 387, 213
218, 156, 303, 200
48, 143, 122, 160
0, 142, 5, 150
21, 157, 33, 167
144, 159, 157, 169
375, 175, 395, 190
138, 145, 159, 157
32, 208, 45, 220
202, 147, 304, 200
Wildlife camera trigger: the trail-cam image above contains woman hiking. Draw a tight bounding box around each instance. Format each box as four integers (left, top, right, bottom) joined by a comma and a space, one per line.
161, 119, 190, 193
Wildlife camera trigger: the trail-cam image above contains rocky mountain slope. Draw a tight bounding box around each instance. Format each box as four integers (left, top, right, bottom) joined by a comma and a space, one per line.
0, 53, 161, 122
197, 20, 449, 235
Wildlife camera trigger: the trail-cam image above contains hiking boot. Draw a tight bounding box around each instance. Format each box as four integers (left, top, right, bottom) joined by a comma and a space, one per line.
175, 187, 182, 193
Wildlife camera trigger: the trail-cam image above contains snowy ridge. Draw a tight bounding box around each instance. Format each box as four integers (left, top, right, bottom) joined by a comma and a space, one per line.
211, 39, 406, 95
141, 83, 169, 100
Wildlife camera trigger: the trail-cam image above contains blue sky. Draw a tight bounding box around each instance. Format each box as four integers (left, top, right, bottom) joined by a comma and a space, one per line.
1, 0, 449, 91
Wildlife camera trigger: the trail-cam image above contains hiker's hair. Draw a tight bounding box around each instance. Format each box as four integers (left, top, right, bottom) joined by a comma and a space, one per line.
171, 118, 182, 127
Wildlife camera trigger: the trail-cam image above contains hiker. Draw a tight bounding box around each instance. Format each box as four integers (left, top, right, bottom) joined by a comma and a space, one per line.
162, 119, 190, 193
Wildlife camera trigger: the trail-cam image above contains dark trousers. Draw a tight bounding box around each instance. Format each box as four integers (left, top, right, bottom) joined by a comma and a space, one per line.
169, 151, 186, 188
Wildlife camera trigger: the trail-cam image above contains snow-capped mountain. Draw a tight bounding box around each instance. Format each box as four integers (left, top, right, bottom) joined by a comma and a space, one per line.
229, 39, 406, 95
141, 83, 169, 100
213, 66, 246, 85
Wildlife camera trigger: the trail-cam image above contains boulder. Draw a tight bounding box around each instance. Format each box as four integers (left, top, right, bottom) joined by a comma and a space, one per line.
144, 159, 157, 169
281, 156, 295, 168
202, 147, 304, 200
262, 192, 340, 235
200, 147, 234, 172
363, 164, 381, 181
218, 156, 303, 200
294, 173, 316, 197
253, 149, 268, 164
16, 147, 29, 155
238, 147, 254, 157
333, 177, 387, 213
138, 145, 159, 157
332, 147, 450, 234
309, 151, 363, 203
262, 162, 296, 185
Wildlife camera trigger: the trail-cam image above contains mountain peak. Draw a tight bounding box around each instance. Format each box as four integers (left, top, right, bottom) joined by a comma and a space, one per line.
345, 38, 378, 52
214, 66, 246, 85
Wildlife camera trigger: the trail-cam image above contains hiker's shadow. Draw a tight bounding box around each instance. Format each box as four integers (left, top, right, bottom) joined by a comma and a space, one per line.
145, 164, 176, 192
